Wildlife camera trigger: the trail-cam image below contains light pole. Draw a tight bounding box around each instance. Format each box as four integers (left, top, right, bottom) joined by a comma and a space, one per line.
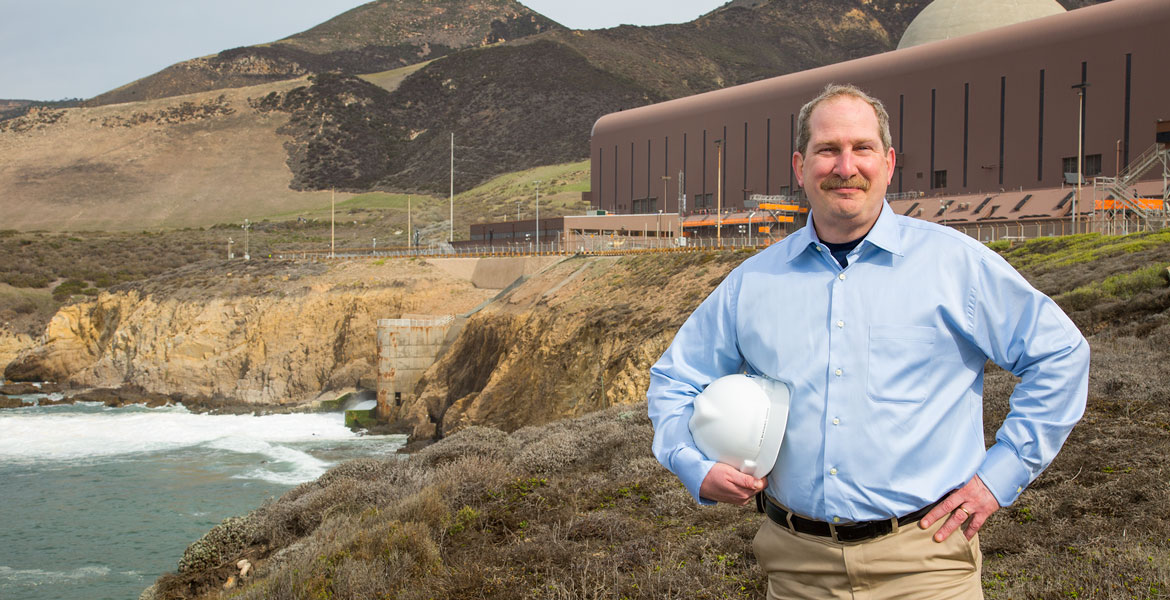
330, 188, 336, 258
449, 133, 454, 243
714, 139, 723, 247
242, 219, 251, 261
747, 211, 756, 246
1071, 82, 1089, 235
661, 175, 671, 213
535, 180, 541, 253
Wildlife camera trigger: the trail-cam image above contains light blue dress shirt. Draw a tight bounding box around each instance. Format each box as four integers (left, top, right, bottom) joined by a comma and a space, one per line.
648, 202, 1089, 523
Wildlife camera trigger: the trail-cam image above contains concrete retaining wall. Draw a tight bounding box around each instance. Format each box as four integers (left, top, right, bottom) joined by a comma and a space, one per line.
426, 256, 561, 289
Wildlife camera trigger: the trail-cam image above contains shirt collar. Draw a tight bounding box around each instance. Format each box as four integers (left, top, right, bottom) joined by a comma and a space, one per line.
782, 200, 905, 263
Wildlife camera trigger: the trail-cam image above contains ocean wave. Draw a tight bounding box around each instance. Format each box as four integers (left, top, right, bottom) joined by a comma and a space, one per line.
206, 436, 333, 485
0, 564, 113, 585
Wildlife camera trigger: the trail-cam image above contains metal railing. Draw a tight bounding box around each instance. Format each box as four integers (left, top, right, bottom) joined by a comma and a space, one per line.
275, 236, 772, 261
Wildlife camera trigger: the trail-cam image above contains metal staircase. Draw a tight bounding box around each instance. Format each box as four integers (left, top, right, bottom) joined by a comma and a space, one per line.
1093, 142, 1170, 229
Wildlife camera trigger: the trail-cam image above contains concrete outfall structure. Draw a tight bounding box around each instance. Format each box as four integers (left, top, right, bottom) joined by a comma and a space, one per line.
375, 316, 460, 424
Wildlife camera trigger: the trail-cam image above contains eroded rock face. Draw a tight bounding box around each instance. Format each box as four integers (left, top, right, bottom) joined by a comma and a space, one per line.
5, 261, 494, 406
0, 329, 36, 374
393, 253, 747, 441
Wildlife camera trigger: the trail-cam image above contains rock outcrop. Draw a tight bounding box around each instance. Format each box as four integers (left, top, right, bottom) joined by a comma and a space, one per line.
5, 260, 494, 406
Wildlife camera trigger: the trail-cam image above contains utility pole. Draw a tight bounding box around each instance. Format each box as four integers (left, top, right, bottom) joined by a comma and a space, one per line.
1072, 82, 1089, 235
407, 196, 412, 248
449, 133, 454, 243
715, 139, 723, 247
535, 180, 541, 253
330, 188, 336, 258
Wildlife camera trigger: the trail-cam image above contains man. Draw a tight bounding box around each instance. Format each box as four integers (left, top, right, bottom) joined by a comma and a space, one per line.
647, 84, 1089, 598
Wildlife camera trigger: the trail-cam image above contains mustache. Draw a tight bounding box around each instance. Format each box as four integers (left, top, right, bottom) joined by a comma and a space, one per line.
820, 175, 870, 191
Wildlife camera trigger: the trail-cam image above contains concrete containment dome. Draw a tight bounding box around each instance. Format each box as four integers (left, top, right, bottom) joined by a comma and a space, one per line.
897, 0, 1066, 49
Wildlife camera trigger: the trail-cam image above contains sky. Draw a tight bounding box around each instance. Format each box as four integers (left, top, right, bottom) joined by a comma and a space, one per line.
1, 0, 725, 102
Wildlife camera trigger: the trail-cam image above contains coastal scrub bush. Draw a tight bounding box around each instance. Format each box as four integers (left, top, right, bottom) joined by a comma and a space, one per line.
51, 278, 89, 300
177, 516, 260, 574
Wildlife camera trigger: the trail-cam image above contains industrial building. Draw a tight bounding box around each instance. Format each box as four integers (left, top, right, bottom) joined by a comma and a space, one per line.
588, 0, 1170, 241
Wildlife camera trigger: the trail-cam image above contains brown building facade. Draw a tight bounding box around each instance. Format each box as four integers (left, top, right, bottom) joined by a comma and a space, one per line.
589, 0, 1170, 218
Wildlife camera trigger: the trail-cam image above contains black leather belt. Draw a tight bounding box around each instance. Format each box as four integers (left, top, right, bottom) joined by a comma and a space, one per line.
761, 495, 944, 543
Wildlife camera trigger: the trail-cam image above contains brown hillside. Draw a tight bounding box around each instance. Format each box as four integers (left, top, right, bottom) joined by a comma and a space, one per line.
0, 80, 346, 231
85, 0, 561, 107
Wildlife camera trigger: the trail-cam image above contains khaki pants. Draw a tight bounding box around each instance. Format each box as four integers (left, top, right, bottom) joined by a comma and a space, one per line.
752, 512, 982, 599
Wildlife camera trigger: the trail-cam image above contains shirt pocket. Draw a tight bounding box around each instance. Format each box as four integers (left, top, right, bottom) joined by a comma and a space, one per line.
866, 325, 936, 403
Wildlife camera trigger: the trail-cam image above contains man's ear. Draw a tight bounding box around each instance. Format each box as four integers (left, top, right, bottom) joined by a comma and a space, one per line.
885, 146, 896, 184
792, 152, 805, 188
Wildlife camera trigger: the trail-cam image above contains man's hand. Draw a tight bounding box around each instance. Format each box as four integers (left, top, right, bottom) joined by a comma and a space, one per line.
699, 462, 766, 505
919, 474, 1000, 542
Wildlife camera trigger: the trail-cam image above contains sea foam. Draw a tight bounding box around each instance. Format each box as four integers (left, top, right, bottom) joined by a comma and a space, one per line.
0, 404, 359, 465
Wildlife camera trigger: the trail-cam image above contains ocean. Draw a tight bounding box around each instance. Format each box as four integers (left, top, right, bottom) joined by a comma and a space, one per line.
0, 393, 405, 600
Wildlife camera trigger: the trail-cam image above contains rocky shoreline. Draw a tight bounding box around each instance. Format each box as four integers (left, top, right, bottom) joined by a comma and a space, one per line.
0, 381, 326, 415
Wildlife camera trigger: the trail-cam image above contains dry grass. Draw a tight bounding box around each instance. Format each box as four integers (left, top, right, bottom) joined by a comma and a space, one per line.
153, 404, 767, 600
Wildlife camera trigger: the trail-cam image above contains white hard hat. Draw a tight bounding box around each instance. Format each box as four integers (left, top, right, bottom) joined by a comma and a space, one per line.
689, 373, 791, 478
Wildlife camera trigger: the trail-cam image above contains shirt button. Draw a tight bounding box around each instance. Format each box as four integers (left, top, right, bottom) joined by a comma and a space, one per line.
838, 273, 846, 281
836, 320, 844, 328
833, 517, 841, 523
832, 418, 840, 425
835, 368, 843, 376
829, 468, 838, 476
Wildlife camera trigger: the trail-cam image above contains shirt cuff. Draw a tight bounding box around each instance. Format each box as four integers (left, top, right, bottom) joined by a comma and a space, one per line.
977, 443, 1031, 506
672, 445, 717, 506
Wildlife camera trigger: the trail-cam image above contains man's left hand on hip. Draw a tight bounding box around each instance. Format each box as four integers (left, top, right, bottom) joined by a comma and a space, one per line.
919, 474, 1000, 542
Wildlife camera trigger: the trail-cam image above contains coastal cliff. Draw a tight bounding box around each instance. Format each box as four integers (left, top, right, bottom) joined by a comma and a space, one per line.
5, 259, 495, 405
5, 252, 745, 423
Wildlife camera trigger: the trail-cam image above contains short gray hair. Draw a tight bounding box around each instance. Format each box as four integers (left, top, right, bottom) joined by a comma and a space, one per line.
795, 83, 892, 155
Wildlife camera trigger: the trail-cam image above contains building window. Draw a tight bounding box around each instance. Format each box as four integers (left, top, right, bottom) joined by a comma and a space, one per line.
632, 197, 656, 214
1063, 154, 1102, 180
695, 193, 713, 210
1084, 154, 1102, 177
932, 170, 947, 189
